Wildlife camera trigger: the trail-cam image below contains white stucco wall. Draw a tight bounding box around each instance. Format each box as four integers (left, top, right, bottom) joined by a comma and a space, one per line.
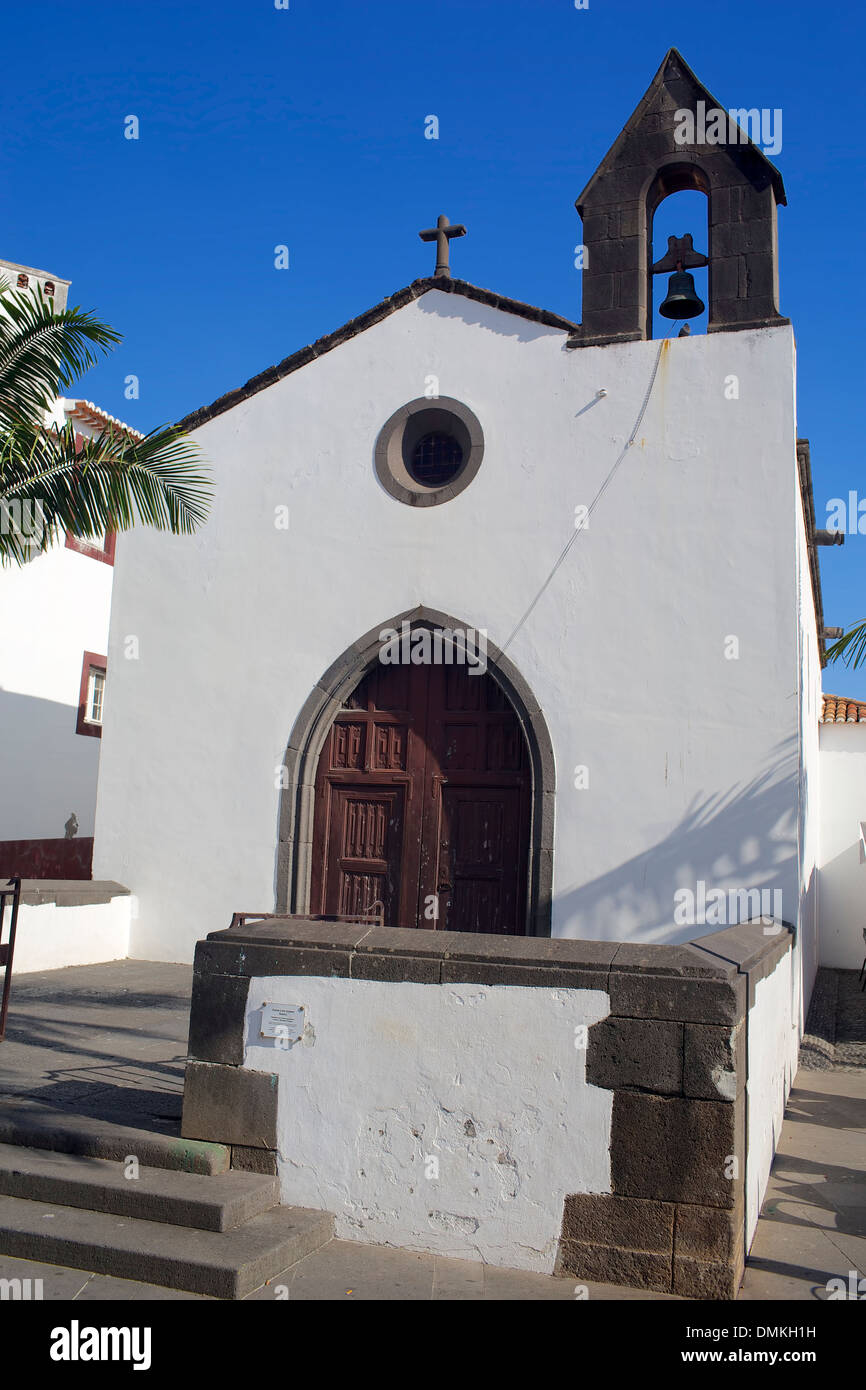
0, 259, 69, 313
795, 465, 821, 1018
818, 722, 866, 969
0, 539, 112, 840
243, 974, 611, 1272
11, 893, 132, 974
93, 292, 802, 962
745, 948, 797, 1244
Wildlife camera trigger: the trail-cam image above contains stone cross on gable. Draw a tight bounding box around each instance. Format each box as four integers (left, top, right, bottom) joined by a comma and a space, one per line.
419, 214, 466, 278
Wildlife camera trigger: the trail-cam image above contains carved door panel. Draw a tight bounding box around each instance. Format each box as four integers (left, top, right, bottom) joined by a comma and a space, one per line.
321, 784, 406, 924
311, 663, 425, 927
436, 787, 525, 934
418, 664, 530, 935
311, 654, 530, 934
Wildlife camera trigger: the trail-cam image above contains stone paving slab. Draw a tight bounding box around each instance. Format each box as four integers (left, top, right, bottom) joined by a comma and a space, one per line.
799, 968, 865, 1070
739, 1069, 866, 1300
0, 1243, 679, 1302
0, 961, 192, 1122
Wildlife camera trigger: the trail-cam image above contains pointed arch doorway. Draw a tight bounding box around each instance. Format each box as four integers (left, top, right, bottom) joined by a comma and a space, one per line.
276, 608, 554, 937
310, 660, 530, 934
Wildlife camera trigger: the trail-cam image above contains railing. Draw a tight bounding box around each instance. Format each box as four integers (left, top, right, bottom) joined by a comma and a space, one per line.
229, 900, 386, 931
0, 877, 22, 1042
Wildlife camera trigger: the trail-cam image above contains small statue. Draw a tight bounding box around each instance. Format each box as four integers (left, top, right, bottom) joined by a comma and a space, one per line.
64, 812, 78, 840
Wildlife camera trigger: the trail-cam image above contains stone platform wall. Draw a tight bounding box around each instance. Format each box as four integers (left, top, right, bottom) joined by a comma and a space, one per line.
180, 917, 793, 1298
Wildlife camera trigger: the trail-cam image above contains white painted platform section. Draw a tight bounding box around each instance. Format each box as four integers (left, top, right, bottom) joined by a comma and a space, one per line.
243, 975, 612, 1273
745, 947, 797, 1244
818, 721, 866, 969
10, 893, 132, 974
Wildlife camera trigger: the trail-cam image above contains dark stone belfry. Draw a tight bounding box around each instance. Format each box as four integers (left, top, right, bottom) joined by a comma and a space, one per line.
568, 48, 788, 347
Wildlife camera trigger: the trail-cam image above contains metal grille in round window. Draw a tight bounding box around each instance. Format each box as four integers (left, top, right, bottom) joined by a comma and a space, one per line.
375, 396, 484, 507
409, 431, 464, 487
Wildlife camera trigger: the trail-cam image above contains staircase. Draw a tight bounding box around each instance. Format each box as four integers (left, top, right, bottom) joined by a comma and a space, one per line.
0, 1138, 334, 1298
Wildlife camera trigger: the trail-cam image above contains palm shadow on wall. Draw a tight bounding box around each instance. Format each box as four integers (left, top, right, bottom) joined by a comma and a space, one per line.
553, 737, 800, 944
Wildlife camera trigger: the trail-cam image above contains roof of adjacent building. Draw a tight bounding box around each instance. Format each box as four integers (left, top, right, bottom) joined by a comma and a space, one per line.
65, 399, 143, 441
0, 257, 71, 286
821, 694, 866, 724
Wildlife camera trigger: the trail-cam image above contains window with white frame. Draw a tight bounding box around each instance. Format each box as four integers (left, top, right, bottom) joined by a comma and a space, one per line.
76, 653, 107, 738
86, 668, 105, 725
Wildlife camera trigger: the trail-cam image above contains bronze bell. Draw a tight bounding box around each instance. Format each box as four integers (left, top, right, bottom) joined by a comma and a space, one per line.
659, 269, 705, 320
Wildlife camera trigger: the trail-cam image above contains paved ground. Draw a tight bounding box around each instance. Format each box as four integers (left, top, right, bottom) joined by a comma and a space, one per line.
800, 967, 866, 1070
0, 959, 191, 1135
0, 960, 862, 1300
738, 1068, 866, 1299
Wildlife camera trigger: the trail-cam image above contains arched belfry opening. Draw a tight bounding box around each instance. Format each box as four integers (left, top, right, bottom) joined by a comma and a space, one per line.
648, 175, 709, 338
275, 608, 555, 937
568, 48, 787, 349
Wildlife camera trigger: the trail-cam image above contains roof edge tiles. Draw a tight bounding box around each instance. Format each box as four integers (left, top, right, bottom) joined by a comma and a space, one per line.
177, 277, 578, 434
821, 694, 866, 724
66, 399, 143, 441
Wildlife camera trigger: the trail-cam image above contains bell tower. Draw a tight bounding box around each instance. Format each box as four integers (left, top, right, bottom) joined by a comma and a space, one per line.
568, 48, 788, 347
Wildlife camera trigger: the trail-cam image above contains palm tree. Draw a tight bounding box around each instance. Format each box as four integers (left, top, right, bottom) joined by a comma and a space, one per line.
0, 281, 210, 564
825, 623, 866, 670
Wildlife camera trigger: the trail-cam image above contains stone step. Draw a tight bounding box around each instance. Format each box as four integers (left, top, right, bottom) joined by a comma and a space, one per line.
0, 1144, 278, 1232
0, 1101, 230, 1174
0, 1193, 334, 1299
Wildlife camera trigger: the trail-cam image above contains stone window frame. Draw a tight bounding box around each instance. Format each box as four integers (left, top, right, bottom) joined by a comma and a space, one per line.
374, 396, 484, 508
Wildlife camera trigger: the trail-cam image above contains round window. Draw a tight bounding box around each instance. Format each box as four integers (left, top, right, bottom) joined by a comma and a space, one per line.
408, 431, 464, 487
375, 397, 484, 507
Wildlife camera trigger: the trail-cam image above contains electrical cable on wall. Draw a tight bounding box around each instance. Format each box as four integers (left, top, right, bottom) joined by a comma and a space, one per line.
500, 324, 677, 658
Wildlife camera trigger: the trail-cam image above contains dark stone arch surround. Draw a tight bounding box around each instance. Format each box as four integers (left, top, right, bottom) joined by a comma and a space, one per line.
275, 606, 555, 936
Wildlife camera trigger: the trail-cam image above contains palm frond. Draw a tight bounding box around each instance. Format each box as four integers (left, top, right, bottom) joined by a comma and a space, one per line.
0, 420, 211, 564
0, 285, 120, 430
825, 620, 866, 669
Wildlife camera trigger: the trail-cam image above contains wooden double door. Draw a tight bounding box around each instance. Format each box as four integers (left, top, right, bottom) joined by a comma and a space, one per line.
310, 660, 531, 934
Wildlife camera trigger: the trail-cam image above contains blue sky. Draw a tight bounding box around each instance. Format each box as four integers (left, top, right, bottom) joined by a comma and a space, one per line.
4, 0, 865, 691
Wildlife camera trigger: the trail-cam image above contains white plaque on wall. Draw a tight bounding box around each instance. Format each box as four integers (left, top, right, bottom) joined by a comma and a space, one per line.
260, 1003, 305, 1041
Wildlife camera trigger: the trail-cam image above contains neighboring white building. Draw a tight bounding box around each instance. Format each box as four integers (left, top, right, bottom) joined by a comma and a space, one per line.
817, 694, 866, 969
0, 257, 69, 313
0, 258, 138, 879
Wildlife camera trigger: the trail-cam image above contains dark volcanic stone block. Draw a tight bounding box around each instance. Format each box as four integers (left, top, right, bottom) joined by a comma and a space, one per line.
556, 1240, 672, 1293
182, 1061, 278, 1150
609, 971, 744, 1025
611, 1092, 744, 1207
560, 1193, 674, 1253
187, 971, 249, 1066
350, 952, 440, 984
440, 961, 608, 991
683, 1022, 744, 1101
586, 1017, 683, 1094
231, 1145, 279, 1177
673, 1252, 744, 1301
674, 1197, 742, 1263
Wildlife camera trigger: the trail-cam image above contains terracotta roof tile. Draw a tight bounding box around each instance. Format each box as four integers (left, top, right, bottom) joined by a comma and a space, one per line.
821, 694, 866, 724
67, 399, 143, 440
